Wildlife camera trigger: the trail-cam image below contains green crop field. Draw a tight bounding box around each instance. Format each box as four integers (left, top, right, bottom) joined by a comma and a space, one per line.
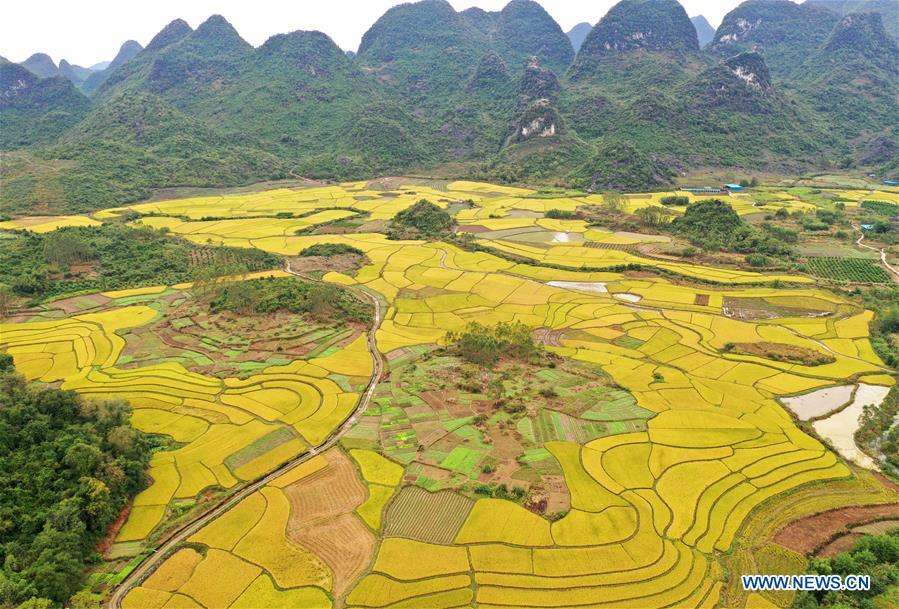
806, 257, 892, 283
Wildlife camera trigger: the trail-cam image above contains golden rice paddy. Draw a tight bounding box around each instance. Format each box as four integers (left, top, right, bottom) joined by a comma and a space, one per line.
4, 179, 896, 609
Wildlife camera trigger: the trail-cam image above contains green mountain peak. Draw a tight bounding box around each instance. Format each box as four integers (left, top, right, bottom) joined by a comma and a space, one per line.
576, 0, 698, 59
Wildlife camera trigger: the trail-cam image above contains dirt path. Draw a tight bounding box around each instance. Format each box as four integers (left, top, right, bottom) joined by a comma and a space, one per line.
107, 262, 384, 608
854, 224, 899, 280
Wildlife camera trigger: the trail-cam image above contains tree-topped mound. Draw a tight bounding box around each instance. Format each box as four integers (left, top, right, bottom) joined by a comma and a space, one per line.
388, 199, 453, 239
571, 142, 674, 192
209, 276, 371, 323
671, 199, 746, 250
299, 243, 364, 257
446, 321, 546, 367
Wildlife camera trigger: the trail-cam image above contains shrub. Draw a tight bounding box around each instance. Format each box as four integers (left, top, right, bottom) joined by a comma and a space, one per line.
746, 253, 770, 267
660, 195, 689, 206
545, 209, 579, 219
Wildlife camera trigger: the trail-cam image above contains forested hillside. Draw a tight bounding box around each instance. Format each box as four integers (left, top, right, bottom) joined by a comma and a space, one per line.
0, 355, 154, 606
2, 0, 897, 213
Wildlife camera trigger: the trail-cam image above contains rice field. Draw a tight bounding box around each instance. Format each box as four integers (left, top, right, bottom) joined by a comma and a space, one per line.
0, 279, 368, 545
4, 179, 898, 609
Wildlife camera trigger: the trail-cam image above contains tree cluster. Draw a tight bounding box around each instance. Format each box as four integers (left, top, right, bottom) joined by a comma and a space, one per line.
387, 199, 453, 240
792, 527, 899, 609
208, 277, 371, 324
446, 321, 544, 367
0, 355, 153, 607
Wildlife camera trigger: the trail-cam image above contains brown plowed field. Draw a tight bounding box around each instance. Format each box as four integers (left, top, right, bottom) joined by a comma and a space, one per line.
774, 502, 899, 555
284, 449, 373, 599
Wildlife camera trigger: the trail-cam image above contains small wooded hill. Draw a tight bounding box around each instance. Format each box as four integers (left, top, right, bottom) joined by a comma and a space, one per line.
2, 0, 897, 213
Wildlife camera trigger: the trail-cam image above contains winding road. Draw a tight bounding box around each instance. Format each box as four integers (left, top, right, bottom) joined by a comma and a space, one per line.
107, 261, 384, 608
854, 224, 899, 279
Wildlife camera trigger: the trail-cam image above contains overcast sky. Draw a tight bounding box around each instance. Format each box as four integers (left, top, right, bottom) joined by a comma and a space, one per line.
3, 0, 768, 67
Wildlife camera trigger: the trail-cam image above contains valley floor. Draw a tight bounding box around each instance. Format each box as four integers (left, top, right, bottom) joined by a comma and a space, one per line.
2, 178, 898, 609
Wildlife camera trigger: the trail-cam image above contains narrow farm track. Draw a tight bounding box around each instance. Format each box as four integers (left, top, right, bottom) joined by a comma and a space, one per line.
854, 224, 899, 280
107, 261, 384, 609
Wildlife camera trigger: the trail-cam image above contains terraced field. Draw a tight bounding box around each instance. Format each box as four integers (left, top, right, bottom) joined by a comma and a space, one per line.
2, 179, 897, 609
0, 273, 372, 548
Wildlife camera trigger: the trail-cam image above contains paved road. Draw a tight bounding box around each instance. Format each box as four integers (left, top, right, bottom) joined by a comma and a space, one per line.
108, 262, 384, 608
855, 224, 899, 279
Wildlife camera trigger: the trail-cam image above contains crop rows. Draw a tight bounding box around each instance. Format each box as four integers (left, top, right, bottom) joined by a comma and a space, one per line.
806, 257, 891, 283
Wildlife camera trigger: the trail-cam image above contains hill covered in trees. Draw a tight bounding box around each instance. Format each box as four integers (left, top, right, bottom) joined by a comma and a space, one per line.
2, 0, 897, 213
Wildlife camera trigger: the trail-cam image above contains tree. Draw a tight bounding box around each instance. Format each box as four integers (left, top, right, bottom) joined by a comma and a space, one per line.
63, 444, 101, 477
68, 590, 101, 609
604, 190, 626, 212
635, 206, 674, 227
0, 284, 12, 317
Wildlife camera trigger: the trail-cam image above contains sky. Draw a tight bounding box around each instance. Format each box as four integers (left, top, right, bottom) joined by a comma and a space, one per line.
2, 0, 771, 67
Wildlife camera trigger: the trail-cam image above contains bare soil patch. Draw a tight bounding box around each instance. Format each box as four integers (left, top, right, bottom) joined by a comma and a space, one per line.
456, 225, 490, 233
723, 297, 833, 320
287, 253, 365, 274
774, 503, 899, 556
97, 504, 131, 556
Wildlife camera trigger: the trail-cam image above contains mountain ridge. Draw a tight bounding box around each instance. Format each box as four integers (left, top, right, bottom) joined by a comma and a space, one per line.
691, 15, 716, 48
2, 0, 897, 214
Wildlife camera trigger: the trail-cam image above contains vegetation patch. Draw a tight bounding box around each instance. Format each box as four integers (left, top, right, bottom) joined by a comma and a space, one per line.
855, 386, 899, 474
387, 199, 452, 239
209, 277, 371, 323
0, 355, 153, 606
724, 341, 836, 366
860, 200, 899, 216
